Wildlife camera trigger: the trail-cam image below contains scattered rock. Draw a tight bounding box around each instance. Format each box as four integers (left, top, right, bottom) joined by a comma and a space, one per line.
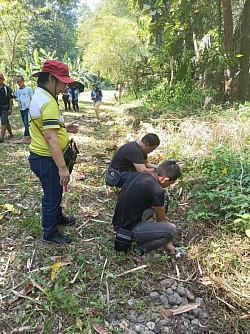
149, 292, 159, 300
160, 279, 172, 288
185, 289, 195, 301
134, 324, 145, 332
165, 288, 174, 295
196, 297, 205, 308
191, 318, 200, 327
146, 322, 155, 331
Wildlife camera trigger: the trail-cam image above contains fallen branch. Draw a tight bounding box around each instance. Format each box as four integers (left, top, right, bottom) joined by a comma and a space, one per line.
117, 265, 147, 277
70, 263, 85, 284
100, 258, 108, 286
76, 220, 90, 230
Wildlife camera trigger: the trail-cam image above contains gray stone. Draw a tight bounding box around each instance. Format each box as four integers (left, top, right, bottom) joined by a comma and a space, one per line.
188, 314, 195, 320
165, 288, 174, 295
174, 293, 183, 305
168, 294, 178, 306
150, 312, 160, 321
155, 305, 168, 313
137, 315, 145, 323
176, 287, 186, 296
191, 308, 201, 318
141, 331, 154, 334
195, 297, 205, 308
146, 322, 155, 331
162, 328, 173, 334
171, 281, 177, 290
130, 315, 138, 323
130, 310, 139, 317
168, 293, 182, 306
134, 324, 146, 333
180, 296, 189, 305
200, 312, 209, 319
128, 331, 137, 334
158, 319, 171, 326
185, 289, 195, 301
160, 279, 172, 288
183, 320, 191, 327
159, 294, 169, 304
128, 299, 134, 306
191, 318, 200, 327
149, 291, 159, 300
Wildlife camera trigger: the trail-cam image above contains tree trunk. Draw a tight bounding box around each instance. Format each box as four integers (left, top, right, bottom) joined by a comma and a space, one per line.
237, 0, 250, 102
221, 0, 234, 99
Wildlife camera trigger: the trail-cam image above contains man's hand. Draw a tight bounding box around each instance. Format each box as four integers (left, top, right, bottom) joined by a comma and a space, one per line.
8, 109, 12, 115
59, 167, 70, 186
166, 242, 177, 255
66, 121, 79, 134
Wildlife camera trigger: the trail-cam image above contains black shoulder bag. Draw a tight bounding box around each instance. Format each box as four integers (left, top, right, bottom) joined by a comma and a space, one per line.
105, 151, 121, 187
63, 138, 79, 174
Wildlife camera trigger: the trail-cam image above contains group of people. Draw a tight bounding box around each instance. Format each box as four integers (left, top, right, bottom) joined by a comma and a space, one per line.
107, 134, 182, 255
0, 73, 32, 143
0, 70, 103, 144
2, 59, 180, 257
62, 85, 80, 112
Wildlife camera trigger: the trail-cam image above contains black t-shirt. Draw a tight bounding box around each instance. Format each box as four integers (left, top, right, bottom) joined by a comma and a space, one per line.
0, 85, 13, 107
110, 141, 147, 172
112, 173, 165, 231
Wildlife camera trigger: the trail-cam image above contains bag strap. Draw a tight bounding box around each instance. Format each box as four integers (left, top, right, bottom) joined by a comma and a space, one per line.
120, 173, 142, 229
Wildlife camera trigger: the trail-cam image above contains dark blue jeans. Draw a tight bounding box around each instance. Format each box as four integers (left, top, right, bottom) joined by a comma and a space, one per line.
20, 108, 30, 136
29, 153, 63, 236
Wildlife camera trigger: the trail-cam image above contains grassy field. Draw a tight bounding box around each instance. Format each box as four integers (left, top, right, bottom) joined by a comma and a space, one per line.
0, 95, 249, 333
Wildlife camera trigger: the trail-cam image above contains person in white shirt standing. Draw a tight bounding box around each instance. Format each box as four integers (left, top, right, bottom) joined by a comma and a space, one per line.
15, 75, 33, 143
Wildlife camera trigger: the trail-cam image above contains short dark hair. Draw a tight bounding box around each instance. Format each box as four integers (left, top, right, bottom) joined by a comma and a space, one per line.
37, 72, 50, 85
156, 159, 182, 180
141, 133, 160, 147
16, 75, 24, 80
37, 72, 58, 85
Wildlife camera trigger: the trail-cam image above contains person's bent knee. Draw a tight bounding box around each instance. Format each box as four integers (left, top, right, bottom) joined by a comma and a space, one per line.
166, 222, 177, 238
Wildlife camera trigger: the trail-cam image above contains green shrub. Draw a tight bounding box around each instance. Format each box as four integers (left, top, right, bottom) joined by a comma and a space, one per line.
187, 147, 250, 234
142, 78, 219, 115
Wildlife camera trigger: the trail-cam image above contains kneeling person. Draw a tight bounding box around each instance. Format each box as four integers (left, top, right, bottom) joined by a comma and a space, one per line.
112, 159, 182, 254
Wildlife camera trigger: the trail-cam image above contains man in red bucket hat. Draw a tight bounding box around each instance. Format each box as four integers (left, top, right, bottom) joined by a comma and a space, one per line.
29, 60, 79, 244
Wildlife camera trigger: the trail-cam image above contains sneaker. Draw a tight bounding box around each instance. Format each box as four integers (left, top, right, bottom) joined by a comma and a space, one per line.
43, 230, 72, 244
56, 215, 76, 226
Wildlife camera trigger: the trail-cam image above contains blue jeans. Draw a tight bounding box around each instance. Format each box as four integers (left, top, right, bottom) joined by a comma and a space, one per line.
29, 153, 63, 236
0, 105, 9, 125
20, 108, 30, 136
132, 220, 176, 253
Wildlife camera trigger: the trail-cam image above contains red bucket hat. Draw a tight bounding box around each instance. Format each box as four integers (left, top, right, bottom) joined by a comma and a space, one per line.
32, 60, 76, 84
0, 73, 5, 80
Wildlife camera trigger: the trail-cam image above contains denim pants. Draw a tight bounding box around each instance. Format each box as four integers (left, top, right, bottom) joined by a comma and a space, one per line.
0, 105, 9, 125
20, 108, 30, 136
132, 220, 176, 253
29, 153, 63, 236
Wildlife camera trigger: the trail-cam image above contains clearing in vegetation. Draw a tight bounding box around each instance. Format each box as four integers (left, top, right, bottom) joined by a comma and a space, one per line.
0, 93, 249, 333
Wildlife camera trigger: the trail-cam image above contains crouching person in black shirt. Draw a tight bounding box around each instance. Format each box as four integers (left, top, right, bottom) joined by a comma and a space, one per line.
112, 159, 182, 255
